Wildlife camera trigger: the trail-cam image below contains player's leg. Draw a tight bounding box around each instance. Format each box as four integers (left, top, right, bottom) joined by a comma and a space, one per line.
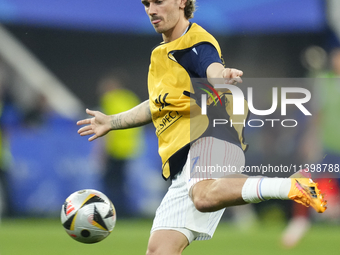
190, 174, 247, 212
191, 172, 295, 212
148, 145, 227, 253
191, 169, 327, 213
189, 137, 327, 213
146, 229, 189, 255
188, 137, 248, 212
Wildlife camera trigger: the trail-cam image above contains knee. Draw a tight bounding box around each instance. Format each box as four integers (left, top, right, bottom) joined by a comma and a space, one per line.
146, 245, 158, 255
146, 243, 183, 255
191, 181, 219, 212
192, 193, 215, 212
146, 241, 163, 255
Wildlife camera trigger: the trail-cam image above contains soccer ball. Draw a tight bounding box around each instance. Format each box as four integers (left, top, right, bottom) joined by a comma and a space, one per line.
61, 189, 116, 244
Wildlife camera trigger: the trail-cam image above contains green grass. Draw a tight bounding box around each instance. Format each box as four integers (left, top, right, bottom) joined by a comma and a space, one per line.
0, 218, 339, 255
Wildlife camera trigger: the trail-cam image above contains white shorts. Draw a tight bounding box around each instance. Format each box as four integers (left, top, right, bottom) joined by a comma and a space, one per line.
151, 137, 245, 243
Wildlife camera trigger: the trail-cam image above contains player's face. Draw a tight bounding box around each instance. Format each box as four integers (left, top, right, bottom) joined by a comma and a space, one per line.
142, 0, 186, 34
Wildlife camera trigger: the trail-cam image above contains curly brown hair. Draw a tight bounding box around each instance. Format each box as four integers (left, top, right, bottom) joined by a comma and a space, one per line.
184, 0, 196, 19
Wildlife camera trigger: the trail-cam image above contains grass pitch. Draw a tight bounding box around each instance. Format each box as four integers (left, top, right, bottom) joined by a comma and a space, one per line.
0, 218, 339, 255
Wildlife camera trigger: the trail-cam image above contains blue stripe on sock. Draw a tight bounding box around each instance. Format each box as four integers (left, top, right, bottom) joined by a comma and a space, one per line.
259, 178, 266, 201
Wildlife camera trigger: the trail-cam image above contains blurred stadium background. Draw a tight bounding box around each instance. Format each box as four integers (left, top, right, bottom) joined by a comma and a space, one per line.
0, 0, 339, 254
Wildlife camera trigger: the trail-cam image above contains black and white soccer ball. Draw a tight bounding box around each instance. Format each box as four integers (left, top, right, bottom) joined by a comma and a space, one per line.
61, 189, 116, 244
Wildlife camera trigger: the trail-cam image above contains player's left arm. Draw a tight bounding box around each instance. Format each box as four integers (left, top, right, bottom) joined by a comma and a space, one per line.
206, 62, 243, 86
187, 43, 243, 86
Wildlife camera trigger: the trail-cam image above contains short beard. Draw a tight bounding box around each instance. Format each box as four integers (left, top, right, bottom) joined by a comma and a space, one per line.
154, 27, 167, 34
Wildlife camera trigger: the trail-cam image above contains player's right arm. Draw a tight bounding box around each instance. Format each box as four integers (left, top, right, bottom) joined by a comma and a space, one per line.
77, 99, 152, 141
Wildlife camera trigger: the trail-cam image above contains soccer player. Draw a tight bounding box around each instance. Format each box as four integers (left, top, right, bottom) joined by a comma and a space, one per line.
77, 1, 327, 254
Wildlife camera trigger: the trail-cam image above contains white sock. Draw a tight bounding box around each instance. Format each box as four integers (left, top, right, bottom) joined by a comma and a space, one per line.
241, 177, 292, 203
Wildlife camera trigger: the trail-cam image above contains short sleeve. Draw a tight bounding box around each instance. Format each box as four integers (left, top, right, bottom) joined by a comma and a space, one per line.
172, 42, 223, 78
191, 43, 222, 78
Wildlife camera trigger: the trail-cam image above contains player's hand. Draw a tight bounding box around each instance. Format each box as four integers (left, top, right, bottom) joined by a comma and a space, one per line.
77, 109, 111, 141
222, 68, 243, 85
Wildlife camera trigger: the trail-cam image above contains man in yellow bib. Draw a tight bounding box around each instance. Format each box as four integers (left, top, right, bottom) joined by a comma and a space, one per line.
77, 1, 327, 254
